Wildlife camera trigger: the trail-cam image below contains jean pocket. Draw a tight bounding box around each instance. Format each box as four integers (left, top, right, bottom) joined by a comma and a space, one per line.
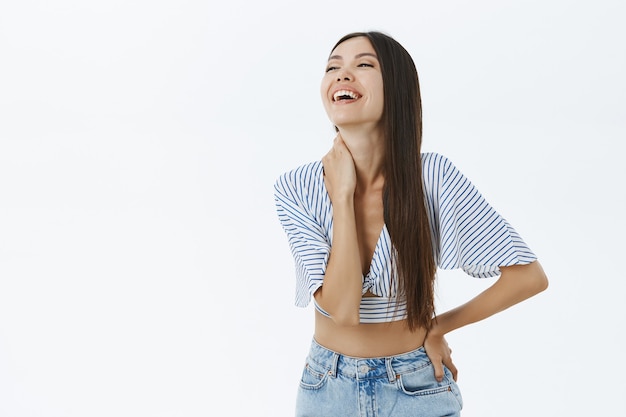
397, 364, 461, 400
299, 360, 330, 390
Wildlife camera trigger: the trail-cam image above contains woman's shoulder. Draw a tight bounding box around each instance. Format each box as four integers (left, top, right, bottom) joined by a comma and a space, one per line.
274, 160, 324, 196
421, 152, 455, 179
421, 151, 452, 168
276, 160, 323, 184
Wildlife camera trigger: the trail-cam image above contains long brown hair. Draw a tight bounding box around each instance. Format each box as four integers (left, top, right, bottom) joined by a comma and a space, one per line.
331, 32, 436, 330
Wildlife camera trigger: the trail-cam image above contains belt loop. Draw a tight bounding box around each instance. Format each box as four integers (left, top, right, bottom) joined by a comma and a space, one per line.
385, 357, 396, 383
329, 352, 339, 378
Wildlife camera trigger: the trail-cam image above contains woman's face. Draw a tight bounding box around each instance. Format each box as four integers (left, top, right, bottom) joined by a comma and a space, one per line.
320, 36, 384, 130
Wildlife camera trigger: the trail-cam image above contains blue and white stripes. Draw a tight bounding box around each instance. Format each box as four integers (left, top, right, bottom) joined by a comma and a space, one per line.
274, 161, 332, 308
422, 153, 537, 277
274, 152, 537, 323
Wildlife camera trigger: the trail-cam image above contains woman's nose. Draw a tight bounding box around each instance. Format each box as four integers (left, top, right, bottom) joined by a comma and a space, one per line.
336, 70, 352, 82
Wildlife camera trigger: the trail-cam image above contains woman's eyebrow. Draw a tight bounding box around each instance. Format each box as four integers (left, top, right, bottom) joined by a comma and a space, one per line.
328, 52, 379, 61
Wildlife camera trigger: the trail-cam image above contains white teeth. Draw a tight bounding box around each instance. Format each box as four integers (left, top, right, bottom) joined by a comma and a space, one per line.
333, 90, 360, 101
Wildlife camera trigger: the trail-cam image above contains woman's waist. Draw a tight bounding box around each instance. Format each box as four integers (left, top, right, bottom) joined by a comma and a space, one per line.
306, 338, 430, 380
313, 310, 427, 357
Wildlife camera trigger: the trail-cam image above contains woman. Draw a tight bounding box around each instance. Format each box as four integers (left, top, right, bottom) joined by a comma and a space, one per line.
274, 31, 548, 417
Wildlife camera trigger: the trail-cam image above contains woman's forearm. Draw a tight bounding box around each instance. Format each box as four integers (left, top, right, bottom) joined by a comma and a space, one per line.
314, 197, 363, 326
430, 261, 549, 336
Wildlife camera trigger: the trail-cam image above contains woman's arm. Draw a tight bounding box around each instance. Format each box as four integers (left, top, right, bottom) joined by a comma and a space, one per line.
425, 260, 548, 380
434, 260, 548, 334
313, 135, 363, 326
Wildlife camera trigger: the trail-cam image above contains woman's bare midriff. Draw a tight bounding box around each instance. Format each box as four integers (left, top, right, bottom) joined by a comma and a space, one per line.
313, 309, 428, 358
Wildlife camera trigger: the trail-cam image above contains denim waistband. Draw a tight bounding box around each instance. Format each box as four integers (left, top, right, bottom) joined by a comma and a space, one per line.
307, 339, 430, 383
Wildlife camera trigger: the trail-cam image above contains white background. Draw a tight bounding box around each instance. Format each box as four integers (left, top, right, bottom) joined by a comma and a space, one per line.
1, 0, 624, 415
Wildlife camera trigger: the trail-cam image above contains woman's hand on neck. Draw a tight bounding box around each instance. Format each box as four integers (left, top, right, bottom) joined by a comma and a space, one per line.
336, 124, 385, 190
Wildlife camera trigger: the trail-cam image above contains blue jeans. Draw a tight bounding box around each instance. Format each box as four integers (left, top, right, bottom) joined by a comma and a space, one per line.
295, 339, 463, 417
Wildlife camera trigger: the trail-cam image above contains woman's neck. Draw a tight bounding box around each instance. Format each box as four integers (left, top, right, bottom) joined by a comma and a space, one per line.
337, 126, 385, 191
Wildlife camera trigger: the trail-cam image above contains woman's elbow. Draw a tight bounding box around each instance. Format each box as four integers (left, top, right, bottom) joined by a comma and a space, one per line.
519, 260, 549, 295
500, 260, 549, 296
530, 260, 549, 294
315, 289, 361, 327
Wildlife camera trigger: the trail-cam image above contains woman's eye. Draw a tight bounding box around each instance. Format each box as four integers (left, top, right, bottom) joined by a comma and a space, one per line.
325, 66, 339, 72
358, 63, 373, 68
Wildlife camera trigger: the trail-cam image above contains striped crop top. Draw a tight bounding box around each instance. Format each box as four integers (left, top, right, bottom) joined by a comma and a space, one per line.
273, 152, 537, 324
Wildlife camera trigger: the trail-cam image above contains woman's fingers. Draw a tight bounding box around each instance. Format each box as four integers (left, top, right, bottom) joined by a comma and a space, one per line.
322, 134, 356, 200
424, 334, 458, 382
444, 356, 458, 382
431, 355, 445, 382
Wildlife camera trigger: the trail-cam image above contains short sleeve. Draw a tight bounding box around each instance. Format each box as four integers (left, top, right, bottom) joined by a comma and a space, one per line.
429, 154, 537, 278
274, 162, 331, 307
